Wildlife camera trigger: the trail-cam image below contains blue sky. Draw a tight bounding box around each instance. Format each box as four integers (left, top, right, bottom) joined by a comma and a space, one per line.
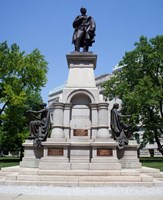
1, 0, 163, 103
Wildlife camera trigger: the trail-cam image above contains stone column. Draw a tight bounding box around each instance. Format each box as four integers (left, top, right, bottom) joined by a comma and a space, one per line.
90, 103, 98, 139
51, 103, 64, 139
96, 103, 110, 140
63, 103, 71, 140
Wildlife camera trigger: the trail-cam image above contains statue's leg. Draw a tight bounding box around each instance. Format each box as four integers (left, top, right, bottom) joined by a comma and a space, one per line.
83, 45, 89, 52
75, 39, 80, 52
29, 120, 41, 139
29, 121, 35, 138
83, 33, 90, 52
75, 30, 84, 52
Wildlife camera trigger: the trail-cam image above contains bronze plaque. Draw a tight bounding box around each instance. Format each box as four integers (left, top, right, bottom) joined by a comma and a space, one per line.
97, 149, 113, 156
73, 129, 88, 136
48, 148, 64, 156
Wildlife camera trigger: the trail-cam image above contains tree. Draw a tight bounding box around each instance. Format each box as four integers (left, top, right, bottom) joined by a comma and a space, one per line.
0, 91, 43, 152
0, 41, 48, 111
103, 35, 163, 155
0, 41, 48, 152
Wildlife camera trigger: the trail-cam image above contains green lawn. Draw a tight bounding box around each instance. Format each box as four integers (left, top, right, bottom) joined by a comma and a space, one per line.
140, 157, 163, 171
142, 162, 163, 171
0, 156, 20, 168
0, 162, 19, 168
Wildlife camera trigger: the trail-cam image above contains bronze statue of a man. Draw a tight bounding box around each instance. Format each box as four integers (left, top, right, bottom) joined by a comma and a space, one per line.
72, 7, 96, 52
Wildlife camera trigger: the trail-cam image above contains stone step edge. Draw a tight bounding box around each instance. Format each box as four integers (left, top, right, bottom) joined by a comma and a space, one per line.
19, 169, 141, 176
28, 172, 140, 176
3, 180, 154, 187
4, 174, 153, 182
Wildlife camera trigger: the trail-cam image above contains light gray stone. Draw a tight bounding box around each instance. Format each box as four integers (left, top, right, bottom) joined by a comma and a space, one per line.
20, 140, 43, 168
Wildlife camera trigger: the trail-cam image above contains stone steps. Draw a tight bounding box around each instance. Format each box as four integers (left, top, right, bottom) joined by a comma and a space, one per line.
160, 172, 163, 178
1, 168, 153, 187
6, 174, 146, 182
20, 169, 140, 176
0, 166, 19, 178
137, 167, 161, 178
0, 166, 159, 187
0, 166, 19, 172
4, 180, 154, 187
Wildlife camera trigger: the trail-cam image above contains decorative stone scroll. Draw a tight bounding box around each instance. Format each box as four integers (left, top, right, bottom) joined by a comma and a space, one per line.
97, 148, 113, 156
48, 148, 64, 156
73, 129, 88, 136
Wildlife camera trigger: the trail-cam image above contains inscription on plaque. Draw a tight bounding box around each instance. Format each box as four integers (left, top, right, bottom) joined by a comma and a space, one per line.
72, 115, 89, 119
97, 149, 113, 156
48, 148, 64, 156
73, 129, 88, 136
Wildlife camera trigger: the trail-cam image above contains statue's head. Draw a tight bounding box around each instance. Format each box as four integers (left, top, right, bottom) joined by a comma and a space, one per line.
80, 7, 87, 15
113, 103, 119, 109
40, 103, 47, 108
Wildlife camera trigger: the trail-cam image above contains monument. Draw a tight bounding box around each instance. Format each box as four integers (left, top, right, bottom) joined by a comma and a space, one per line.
20, 7, 141, 171
1, 7, 160, 187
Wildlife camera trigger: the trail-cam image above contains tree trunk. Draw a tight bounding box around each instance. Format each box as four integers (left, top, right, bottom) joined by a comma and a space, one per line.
160, 99, 163, 118
0, 102, 8, 125
0, 101, 8, 115
20, 145, 24, 161
154, 128, 163, 156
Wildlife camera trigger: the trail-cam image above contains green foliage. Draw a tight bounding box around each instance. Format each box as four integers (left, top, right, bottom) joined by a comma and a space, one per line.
0, 42, 48, 106
103, 35, 163, 154
0, 41, 48, 151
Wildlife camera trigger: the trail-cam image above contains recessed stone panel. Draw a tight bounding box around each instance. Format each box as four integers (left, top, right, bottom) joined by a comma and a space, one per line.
73, 129, 88, 136
97, 148, 113, 156
48, 148, 64, 156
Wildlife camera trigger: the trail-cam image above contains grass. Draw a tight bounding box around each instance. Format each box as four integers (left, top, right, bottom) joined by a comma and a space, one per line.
140, 157, 163, 171
0, 156, 20, 169
141, 161, 163, 171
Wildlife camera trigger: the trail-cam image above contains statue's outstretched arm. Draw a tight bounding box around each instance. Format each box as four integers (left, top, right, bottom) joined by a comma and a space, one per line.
27, 108, 46, 114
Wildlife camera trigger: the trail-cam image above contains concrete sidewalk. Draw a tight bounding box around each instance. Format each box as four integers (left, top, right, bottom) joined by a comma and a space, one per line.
1, 194, 163, 200
0, 185, 163, 200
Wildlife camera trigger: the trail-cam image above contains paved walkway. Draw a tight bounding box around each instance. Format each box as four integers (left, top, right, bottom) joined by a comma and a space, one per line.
1, 193, 163, 200
0, 185, 163, 200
